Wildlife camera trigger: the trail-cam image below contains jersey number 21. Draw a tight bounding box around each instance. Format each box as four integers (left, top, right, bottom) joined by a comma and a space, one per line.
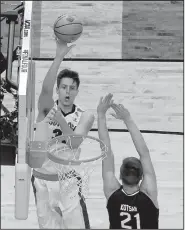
120, 212, 140, 229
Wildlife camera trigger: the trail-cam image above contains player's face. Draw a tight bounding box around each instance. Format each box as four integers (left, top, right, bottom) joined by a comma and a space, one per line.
57, 77, 79, 106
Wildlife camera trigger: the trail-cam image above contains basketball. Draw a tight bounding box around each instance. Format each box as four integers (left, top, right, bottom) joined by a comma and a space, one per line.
53, 14, 83, 43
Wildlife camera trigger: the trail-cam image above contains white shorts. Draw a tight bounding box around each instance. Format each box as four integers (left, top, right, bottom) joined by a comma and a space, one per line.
31, 174, 90, 229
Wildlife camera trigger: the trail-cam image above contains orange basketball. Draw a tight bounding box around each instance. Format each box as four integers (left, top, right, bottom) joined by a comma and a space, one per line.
53, 14, 83, 43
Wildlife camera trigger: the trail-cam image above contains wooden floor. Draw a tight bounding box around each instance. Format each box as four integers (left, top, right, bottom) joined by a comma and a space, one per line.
1, 132, 183, 228
1, 1, 183, 229
1, 60, 183, 228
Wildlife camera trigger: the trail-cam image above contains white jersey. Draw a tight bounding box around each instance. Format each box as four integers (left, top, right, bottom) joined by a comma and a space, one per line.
47, 101, 84, 139
33, 102, 90, 229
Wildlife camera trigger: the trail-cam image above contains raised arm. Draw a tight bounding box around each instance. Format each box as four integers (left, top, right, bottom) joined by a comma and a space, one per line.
37, 39, 75, 122
97, 94, 121, 200
111, 103, 158, 207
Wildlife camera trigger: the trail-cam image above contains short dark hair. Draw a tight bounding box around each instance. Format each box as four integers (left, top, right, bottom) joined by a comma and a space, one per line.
120, 157, 143, 185
57, 69, 80, 88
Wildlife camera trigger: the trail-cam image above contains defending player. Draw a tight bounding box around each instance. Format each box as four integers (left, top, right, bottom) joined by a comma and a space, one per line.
97, 93, 159, 229
32, 38, 94, 229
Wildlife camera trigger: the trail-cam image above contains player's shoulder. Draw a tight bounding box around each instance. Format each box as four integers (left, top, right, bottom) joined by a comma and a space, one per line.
139, 190, 159, 209
107, 186, 123, 204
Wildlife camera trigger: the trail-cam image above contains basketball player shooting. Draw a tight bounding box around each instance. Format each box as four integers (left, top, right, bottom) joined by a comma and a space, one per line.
32, 38, 94, 229
97, 93, 159, 229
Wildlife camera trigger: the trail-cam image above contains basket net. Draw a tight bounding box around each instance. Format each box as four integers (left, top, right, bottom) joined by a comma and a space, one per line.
46, 134, 107, 200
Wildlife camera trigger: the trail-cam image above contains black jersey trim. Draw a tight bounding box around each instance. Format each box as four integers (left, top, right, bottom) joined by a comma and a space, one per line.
56, 100, 76, 117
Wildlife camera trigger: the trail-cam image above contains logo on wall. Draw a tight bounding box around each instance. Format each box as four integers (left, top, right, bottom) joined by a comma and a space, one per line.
21, 49, 29, 73
23, 20, 31, 37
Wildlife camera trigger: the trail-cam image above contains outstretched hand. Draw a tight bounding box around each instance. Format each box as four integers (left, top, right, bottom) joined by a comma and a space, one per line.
46, 107, 65, 125
110, 103, 130, 121
97, 93, 114, 116
55, 36, 76, 57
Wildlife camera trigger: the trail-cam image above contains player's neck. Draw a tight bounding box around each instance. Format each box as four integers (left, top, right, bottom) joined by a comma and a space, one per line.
58, 101, 74, 114
122, 183, 139, 195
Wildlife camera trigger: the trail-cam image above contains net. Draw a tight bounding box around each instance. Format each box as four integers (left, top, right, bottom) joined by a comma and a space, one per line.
34, 134, 107, 201
48, 135, 107, 200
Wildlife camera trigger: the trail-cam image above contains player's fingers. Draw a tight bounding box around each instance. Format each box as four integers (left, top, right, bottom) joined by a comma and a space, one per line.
57, 37, 66, 45
110, 112, 117, 118
119, 104, 128, 113
99, 96, 103, 104
110, 103, 116, 109
112, 105, 122, 115
116, 104, 122, 111
54, 35, 58, 41
119, 104, 125, 109
111, 103, 120, 111
110, 99, 114, 105
50, 109, 57, 116
108, 94, 113, 104
47, 115, 54, 122
101, 94, 107, 102
108, 93, 113, 99
68, 44, 76, 51
114, 103, 122, 109
49, 110, 55, 116
45, 115, 51, 120
48, 113, 55, 120
47, 108, 55, 116
52, 107, 57, 113
105, 93, 113, 104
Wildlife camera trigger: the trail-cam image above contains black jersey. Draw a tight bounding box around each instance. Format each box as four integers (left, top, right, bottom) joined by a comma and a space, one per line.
107, 186, 159, 229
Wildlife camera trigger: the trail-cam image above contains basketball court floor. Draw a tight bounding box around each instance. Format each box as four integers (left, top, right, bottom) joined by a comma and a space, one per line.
1, 1, 183, 229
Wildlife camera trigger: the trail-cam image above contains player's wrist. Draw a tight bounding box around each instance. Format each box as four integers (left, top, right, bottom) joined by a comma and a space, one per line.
97, 112, 106, 119
55, 51, 66, 61
122, 115, 133, 124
